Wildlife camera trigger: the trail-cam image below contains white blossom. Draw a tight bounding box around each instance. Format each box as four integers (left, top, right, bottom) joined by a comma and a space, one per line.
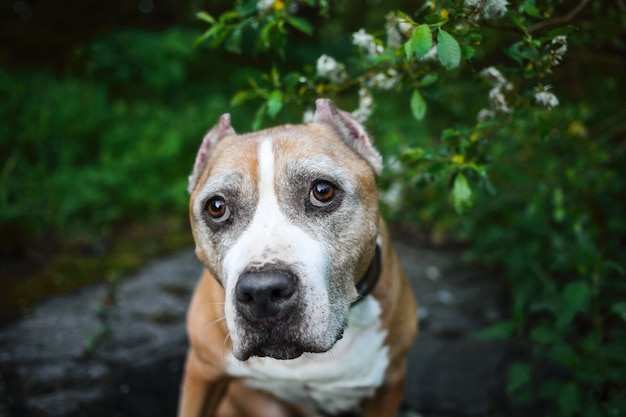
385, 12, 403, 48
421, 45, 438, 62
352, 28, 384, 58
351, 87, 374, 122
386, 156, 403, 175
535, 85, 559, 109
316, 54, 337, 75
478, 66, 513, 118
481, 66, 507, 87
477, 108, 495, 121
302, 108, 315, 123
256, 0, 275, 12
489, 88, 512, 114
398, 19, 414, 37
550, 35, 568, 66
465, 0, 509, 20
316, 54, 347, 83
367, 69, 401, 90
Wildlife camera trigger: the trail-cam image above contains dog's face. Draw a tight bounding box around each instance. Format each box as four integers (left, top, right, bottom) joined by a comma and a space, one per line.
188, 100, 383, 361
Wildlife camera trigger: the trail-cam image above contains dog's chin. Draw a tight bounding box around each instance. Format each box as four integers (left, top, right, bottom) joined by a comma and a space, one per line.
233, 331, 344, 362
235, 345, 305, 361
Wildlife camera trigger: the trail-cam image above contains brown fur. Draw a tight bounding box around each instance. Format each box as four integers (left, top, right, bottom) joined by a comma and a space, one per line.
179, 111, 417, 417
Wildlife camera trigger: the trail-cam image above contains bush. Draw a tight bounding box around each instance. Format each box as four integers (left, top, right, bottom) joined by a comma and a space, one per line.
0, 29, 235, 241
80, 29, 198, 96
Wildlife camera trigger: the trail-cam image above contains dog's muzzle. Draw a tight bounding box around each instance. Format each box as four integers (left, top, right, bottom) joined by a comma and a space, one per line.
235, 269, 299, 323
233, 268, 312, 360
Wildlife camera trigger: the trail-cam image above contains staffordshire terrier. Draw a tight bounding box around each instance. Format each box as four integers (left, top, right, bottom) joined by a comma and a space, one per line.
178, 99, 417, 417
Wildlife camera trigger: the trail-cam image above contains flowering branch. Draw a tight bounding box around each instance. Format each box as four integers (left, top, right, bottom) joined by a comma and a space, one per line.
196, 0, 572, 213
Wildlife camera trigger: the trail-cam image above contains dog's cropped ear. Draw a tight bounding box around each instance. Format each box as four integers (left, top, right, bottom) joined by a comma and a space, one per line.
188, 114, 236, 194
313, 98, 383, 175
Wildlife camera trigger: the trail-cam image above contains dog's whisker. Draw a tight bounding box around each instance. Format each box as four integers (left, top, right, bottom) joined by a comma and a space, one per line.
220, 335, 227, 360
210, 306, 226, 316
203, 316, 226, 331
199, 302, 226, 307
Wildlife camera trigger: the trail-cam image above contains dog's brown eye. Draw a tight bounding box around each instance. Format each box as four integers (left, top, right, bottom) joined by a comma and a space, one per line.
310, 181, 336, 206
207, 197, 230, 221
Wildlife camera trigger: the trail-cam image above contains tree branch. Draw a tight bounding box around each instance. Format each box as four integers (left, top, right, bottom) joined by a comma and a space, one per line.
528, 0, 591, 34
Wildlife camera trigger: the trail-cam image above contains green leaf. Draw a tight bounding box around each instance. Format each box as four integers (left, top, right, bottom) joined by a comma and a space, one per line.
465, 163, 486, 176
219, 10, 240, 22
557, 382, 581, 417
196, 11, 216, 24
522, 4, 543, 18
231, 90, 258, 106
549, 343, 580, 369
612, 301, 626, 322
507, 362, 531, 395
427, 163, 453, 178
557, 280, 590, 329
530, 322, 557, 343
410, 90, 427, 121
412, 24, 433, 58
460, 44, 475, 60
270, 67, 281, 87
401, 147, 426, 163
286, 16, 313, 36
396, 10, 415, 25
253, 103, 267, 130
404, 40, 414, 60
418, 73, 438, 87
452, 172, 472, 214
471, 320, 516, 340
467, 29, 482, 45
225, 27, 243, 54
266, 90, 283, 118
509, 14, 527, 32
236, 0, 257, 16
437, 29, 461, 70
603, 260, 625, 275
195, 25, 221, 46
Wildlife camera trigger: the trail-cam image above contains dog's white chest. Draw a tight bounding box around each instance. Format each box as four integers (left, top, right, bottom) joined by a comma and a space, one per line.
225, 297, 389, 415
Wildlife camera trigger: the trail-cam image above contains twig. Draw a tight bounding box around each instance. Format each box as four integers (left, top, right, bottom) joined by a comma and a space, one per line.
528, 0, 591, 33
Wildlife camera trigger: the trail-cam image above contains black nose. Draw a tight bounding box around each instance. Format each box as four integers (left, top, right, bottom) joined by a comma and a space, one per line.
235, 269, 299, 321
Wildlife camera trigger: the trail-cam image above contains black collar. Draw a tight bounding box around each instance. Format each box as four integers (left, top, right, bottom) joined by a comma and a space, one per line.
352, 245, 381, 305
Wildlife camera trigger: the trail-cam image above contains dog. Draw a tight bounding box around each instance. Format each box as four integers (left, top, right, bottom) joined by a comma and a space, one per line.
178, 99, 417, 417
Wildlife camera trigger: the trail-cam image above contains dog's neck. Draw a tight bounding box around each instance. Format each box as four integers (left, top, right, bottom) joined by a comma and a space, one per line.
352, 245, 381, 305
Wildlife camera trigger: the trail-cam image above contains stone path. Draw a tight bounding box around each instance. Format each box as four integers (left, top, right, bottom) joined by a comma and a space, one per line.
0, 236, 512, 417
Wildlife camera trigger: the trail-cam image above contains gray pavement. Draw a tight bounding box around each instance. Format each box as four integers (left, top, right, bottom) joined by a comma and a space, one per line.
0, 237, 512, 417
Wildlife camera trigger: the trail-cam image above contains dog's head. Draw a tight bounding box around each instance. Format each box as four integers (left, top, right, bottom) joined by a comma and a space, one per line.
188, 99, 383, 361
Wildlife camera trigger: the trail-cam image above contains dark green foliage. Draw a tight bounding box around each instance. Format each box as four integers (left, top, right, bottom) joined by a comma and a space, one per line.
82, 29, 197, 96
0, 29, 236, 241
462, 105, 626, 416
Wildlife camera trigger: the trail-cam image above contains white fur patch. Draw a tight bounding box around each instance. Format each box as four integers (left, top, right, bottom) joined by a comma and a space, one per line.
222, 139, 336, 358
257, 139, 275, 205
225, 297, 389, 415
